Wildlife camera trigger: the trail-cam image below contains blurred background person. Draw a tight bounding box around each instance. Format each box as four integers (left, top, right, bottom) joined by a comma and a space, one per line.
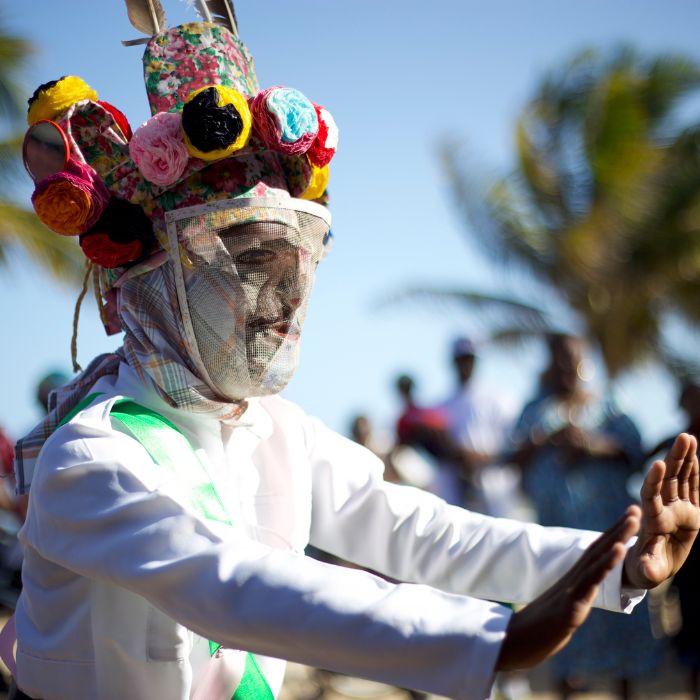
0, 369, 72, 611
35, 370, 70, 414
395, 374, 449, 459
350, 414, 390, 459
433, 337, 518, 515
391, 374, 444, 491
0, 429, 18, 523
351, 409, 435, 492
510, 333, 661, 699
0, 427, 23, 614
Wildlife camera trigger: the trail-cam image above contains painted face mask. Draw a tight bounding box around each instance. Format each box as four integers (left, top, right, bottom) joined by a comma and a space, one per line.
166, 197, 331, 401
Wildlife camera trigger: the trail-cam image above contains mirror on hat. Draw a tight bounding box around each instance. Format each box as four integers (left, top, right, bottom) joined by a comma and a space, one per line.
23, 120, 70, 182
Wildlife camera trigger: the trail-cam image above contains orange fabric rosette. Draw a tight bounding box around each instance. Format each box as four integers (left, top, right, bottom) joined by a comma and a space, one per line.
33, 179, 92, 235
31, 159, 110, 236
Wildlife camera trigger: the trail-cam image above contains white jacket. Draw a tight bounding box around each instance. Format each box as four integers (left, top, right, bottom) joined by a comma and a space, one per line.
16, 363, 641, 700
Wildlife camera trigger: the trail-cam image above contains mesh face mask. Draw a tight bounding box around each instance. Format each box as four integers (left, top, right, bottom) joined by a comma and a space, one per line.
166, 198, 331, 401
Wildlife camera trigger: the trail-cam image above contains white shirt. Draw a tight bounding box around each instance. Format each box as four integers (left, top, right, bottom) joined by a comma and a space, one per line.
16, 363, 640, 700
439, 384, 513, 457
434, 385, 519, 514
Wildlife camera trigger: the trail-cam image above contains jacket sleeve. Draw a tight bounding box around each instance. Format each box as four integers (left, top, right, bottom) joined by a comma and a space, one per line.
306, 416, 642, 613
21, 418, 509, 700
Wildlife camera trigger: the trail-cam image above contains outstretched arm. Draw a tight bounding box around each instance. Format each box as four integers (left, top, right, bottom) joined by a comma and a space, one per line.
624, 432, 700, 589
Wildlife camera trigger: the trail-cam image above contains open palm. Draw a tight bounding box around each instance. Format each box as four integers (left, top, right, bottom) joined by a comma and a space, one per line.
624, 433, 700, 589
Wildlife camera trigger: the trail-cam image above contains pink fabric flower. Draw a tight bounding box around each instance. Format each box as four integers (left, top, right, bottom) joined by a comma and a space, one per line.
129, 112, 189, 187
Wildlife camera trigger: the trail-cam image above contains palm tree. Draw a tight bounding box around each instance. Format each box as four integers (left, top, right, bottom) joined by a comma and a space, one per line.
0, 18, 83, 283
438, 47, 700, 378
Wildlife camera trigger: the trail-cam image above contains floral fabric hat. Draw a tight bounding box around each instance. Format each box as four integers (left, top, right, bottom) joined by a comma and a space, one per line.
23, 3, 338, 335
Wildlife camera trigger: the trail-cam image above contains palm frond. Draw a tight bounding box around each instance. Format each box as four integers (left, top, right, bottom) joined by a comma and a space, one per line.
436, 45, 700, 379
486, 326, 553, 349
440, 141, 559, 284
379, 286, 551, 331
0, 202, 85, 284
0, 21, 85, 286
0, 133, 24, 187
514, 112, 570, 228
645, 56, 700, 126
0, 25, 32, 124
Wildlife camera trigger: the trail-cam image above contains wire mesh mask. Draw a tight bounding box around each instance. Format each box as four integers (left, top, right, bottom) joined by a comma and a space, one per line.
166, 198, 331, 401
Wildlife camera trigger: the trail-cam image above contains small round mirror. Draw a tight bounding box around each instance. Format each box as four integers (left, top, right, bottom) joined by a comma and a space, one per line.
23, 120, 70, 182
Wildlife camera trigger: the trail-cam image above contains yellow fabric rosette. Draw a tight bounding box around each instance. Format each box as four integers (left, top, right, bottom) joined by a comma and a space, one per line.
27, 76, 98, 126
300, 163, 329, 201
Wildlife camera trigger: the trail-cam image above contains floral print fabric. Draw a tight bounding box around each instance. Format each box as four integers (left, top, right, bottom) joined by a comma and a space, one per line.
144, 23, 259, 115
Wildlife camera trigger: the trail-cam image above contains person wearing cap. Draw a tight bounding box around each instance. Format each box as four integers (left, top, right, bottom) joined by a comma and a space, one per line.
429, 337, 517, 515
8, 6, 700, 700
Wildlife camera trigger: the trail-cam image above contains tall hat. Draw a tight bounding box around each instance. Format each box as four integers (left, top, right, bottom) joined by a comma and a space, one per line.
23, 0, 338, 335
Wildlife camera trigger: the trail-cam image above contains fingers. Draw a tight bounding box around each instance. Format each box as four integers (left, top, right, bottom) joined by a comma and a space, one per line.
605, 507, 640, 547
570, 542, 626, 603
691, 449, 700, 508
659, 433, 696, 504
641, 460, 665, 517
678, 445, 694, 501
677, 434, 698, 503
566, 537, 628, 632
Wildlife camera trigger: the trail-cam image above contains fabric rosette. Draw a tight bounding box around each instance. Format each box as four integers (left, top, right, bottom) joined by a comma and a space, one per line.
307, 104, 338, 168
79, 198, 155, 269
27, 76, 98, 126
32, 159, 110, 235
80, 232, 143, 270
300, 162, 329, 201
130, 112, 189, 186
181, 85, 252, 161
250, 86, 319, 155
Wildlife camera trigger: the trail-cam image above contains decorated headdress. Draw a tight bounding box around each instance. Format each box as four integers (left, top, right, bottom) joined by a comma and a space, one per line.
23, 0, 338, 345
15, 1, 338, 497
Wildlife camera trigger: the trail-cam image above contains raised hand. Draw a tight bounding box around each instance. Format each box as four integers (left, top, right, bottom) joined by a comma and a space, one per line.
496, 507, 640, 671
624, 433, 700, 589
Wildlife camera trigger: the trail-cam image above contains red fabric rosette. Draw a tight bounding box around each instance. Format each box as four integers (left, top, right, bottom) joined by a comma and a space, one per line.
307, 104, 338, 168
79, 198, 155, 269
79, 232, 143, 269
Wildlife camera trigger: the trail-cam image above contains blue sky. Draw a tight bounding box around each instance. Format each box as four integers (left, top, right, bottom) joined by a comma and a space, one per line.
3, 1, 700, 447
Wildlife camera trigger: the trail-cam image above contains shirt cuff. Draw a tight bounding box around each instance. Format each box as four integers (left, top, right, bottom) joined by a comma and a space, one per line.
598, 538, 646, 613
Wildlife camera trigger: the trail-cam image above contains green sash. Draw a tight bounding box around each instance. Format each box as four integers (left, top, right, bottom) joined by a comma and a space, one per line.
68, 396, 273, 700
